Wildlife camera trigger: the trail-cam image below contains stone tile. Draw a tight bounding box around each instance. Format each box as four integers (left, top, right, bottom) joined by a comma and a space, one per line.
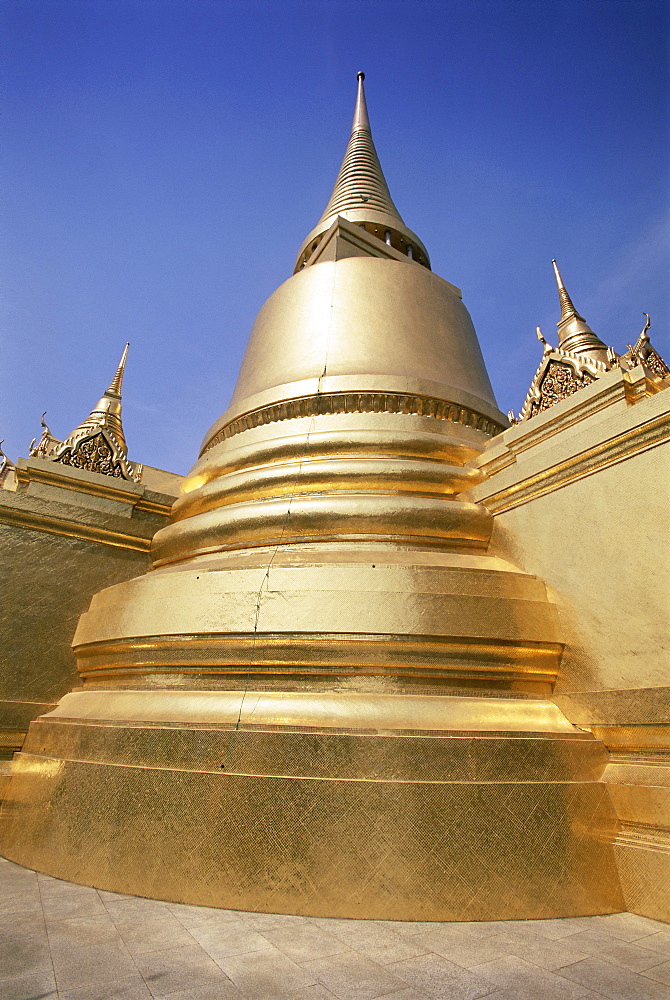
57, 978, 154, 1000
168, 903, 244, 930
260, 923, 352, 963
559, 957, 670, 999
373, 989, 435, 1000
237, 909, 305, 931
37, 876, 92, 897
0, 932, 53, 979
302, 952, 405, 1000
263, 987, 339, 1000
134, 945, 235, 997
52, 951, 142, 992
484, 927, 592, 971
311, 917, 430, 964
593, 940, 668, 974
471, 955, 589, 999
47, 915, 140, 990
0, 908, 48, 936
645, 963, 670, 987
637, 933, 670, 958
0, 970, 57, 1000
217, 947, 318, 996
376, 920, 449, 938
593, 913, 669, 942
2, 891, 45, 917
463, 992, 601, 1000
410, 925, 509, 969
388, 953, 496, 999
568, 929, 668, 971
96, 889, 145, 902
47, 913, 127, 947
140, 977, 244, 999
2, 875, 40, 895
527, 918, 603, 941
42, 892, 107, 925
111, 912, 199, 956
187, 918, 276, 960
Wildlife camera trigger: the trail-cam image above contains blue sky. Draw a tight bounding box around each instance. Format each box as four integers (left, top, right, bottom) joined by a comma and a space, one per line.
2, 0, 668, 475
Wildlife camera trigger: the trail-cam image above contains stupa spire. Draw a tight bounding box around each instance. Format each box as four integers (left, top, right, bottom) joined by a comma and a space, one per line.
551, 260, 608, 360
316, 71, 401, 225
352, 70, 370, 130
294, 73, 430, 270
106, 342, 129, 397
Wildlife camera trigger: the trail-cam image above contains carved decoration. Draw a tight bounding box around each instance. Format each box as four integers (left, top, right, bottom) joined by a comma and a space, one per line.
641, 348, 670, 378
516, 328, 606, 423
618, 315, 669, 378
57, 433, 125, 478
0, 439, 14, 481
27, 344, 142, 482
515, 307, 670, 423
534, 361, 596, 413
29, 412, 142, 482
201, 390, 506, 455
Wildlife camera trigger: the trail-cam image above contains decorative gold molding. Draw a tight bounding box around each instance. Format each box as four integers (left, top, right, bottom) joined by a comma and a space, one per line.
614, 823, 670, 853
477, 411, 670, 514
201, 391, 505, 455
0, 503, 152, 553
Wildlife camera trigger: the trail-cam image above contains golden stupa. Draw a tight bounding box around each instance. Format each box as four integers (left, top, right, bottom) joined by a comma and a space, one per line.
0, 73, 631, 920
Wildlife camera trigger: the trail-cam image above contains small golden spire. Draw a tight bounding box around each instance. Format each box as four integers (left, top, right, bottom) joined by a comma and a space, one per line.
106, 342, 129, 397
30, 344, 141, 481
552, 260, 582, 324
551, 260, 608, 361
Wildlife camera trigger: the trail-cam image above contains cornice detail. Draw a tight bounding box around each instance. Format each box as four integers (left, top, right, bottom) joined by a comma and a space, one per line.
201, 391, 506, 456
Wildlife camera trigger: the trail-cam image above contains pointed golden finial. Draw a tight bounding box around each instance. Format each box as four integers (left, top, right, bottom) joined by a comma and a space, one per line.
317, 71, 402, 226
106, 342, 129, 397
550, 260, 608, 361
294, 73, 430, 271
353, 71, 370, 130
552, 260, 583, 324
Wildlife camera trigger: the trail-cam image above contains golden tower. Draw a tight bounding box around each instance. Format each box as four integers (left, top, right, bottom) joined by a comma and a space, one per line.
0, 75, 625, 920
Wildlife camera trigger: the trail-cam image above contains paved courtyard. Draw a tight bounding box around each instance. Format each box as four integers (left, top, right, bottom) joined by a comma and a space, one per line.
2, 856, 670, 1000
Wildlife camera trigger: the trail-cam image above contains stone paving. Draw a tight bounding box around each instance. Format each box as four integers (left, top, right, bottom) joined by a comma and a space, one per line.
3, 856, 670, 1000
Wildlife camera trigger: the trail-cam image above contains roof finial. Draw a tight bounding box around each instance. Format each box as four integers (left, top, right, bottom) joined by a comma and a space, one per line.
106, 342, 129, 397
552, 260, 582, 324
550, 260, 608, 360
353, 71, 370, 131
28, 343, 141, 481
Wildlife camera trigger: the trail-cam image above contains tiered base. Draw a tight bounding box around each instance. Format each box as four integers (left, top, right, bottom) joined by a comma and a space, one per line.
0, 690, 624, 920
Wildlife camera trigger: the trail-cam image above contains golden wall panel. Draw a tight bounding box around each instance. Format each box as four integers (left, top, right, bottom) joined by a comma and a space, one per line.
613, 842, 670, 923
0, 521, 150, 756
0, 460, 179, 760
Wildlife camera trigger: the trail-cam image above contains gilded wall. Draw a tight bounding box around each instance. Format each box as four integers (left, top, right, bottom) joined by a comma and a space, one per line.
468, 365, 670, 920
0, 457, 181, 777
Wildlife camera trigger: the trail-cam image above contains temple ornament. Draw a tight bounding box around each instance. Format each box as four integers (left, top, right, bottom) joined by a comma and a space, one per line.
29, 343, 143, 482
517, 265, 669, 422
